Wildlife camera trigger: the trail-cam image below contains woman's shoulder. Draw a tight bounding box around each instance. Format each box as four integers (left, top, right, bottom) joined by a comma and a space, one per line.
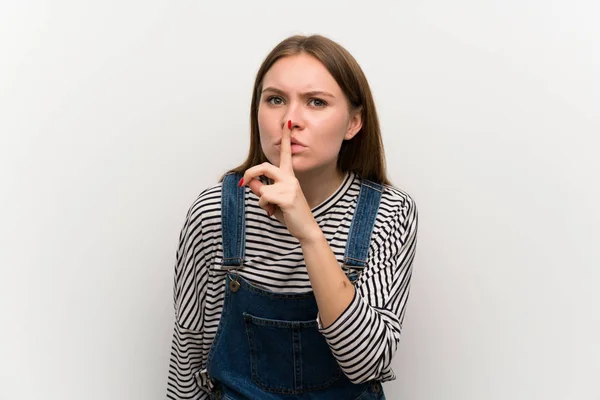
353, 174, 417, 217
185, 173, 269, 219
376, 181, 418, 224
185, 181, 224, 223
382, 182, 416, 206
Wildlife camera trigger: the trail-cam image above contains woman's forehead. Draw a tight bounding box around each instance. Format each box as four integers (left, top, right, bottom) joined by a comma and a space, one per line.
262, 54, 341, 95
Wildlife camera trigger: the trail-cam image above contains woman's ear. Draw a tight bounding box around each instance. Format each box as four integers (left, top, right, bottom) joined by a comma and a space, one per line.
345, 107, 363, 140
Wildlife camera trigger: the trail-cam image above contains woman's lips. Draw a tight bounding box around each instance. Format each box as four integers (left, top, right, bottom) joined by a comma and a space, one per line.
277, 143, 307, 154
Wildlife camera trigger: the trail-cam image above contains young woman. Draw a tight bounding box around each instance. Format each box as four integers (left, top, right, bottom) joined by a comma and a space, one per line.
167, 34, 418, 400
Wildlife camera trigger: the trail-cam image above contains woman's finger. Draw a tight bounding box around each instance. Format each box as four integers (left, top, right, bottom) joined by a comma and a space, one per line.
279, 120, 294, 175
247, 178, 264, 199
240, 162, 284, 187
257, 193, 277, 217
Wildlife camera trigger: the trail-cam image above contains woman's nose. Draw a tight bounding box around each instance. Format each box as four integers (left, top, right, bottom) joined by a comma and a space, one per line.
283, 105, 303, 128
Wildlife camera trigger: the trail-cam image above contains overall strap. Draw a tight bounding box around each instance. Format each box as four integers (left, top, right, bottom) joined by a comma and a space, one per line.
220, 172, 246, 269
343, 179, 384, 271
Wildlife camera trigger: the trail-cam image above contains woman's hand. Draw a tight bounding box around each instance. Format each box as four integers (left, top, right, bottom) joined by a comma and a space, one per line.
239, 120, 321, 244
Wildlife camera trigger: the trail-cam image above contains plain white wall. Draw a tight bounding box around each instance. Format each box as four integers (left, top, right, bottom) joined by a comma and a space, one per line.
1, 1, 598, 399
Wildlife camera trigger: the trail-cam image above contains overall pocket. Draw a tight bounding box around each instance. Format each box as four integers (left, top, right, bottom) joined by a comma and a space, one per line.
243, 312, 343, 394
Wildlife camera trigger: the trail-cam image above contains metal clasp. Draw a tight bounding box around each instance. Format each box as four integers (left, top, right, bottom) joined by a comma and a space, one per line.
342, 263, 364, 285
229, 274, 240, 292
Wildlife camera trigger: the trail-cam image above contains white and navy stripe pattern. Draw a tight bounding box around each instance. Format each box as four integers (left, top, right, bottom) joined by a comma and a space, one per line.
166, 171, 418, 400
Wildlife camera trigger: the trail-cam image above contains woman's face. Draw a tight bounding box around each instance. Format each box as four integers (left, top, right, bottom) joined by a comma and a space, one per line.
257, 53, 362, 175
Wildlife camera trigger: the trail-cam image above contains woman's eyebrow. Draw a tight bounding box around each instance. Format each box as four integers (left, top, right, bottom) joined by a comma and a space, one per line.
262, 86, 336, 99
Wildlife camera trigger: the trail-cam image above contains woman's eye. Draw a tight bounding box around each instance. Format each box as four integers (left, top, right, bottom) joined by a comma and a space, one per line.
267, 96, 284, 105
309, 98, 327, 108
266, 96, 326, 108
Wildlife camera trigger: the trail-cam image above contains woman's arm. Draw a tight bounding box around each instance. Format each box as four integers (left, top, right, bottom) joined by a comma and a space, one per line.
166, 205, 210, 400
301, 195, 419, 384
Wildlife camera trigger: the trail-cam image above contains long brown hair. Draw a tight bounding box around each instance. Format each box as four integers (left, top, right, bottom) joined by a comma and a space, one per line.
219, 34, 391, 186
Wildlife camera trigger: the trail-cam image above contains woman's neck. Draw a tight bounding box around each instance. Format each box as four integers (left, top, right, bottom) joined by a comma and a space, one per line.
296, 167, 346, 211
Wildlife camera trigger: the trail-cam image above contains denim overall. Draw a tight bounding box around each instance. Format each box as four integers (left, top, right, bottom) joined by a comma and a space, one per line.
206, 172, 387, 400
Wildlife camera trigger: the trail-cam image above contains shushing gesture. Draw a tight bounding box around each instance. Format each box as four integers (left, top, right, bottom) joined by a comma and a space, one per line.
238, 120, 319, 244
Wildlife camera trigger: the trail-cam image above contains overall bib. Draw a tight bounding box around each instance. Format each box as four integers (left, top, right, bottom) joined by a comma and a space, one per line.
206, 172, 387, 400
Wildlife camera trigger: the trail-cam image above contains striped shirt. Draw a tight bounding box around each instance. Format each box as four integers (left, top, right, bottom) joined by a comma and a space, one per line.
166, 171, 418, 400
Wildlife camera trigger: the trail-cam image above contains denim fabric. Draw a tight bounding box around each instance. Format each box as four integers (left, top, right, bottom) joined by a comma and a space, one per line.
207, 172, 386, 400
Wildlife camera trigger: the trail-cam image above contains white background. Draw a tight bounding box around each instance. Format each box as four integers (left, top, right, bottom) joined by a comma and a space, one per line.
1, 1, 598, 399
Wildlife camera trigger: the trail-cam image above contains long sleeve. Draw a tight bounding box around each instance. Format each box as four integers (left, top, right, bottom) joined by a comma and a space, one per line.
316, 195, 419, 384
166, 206, 210, 400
